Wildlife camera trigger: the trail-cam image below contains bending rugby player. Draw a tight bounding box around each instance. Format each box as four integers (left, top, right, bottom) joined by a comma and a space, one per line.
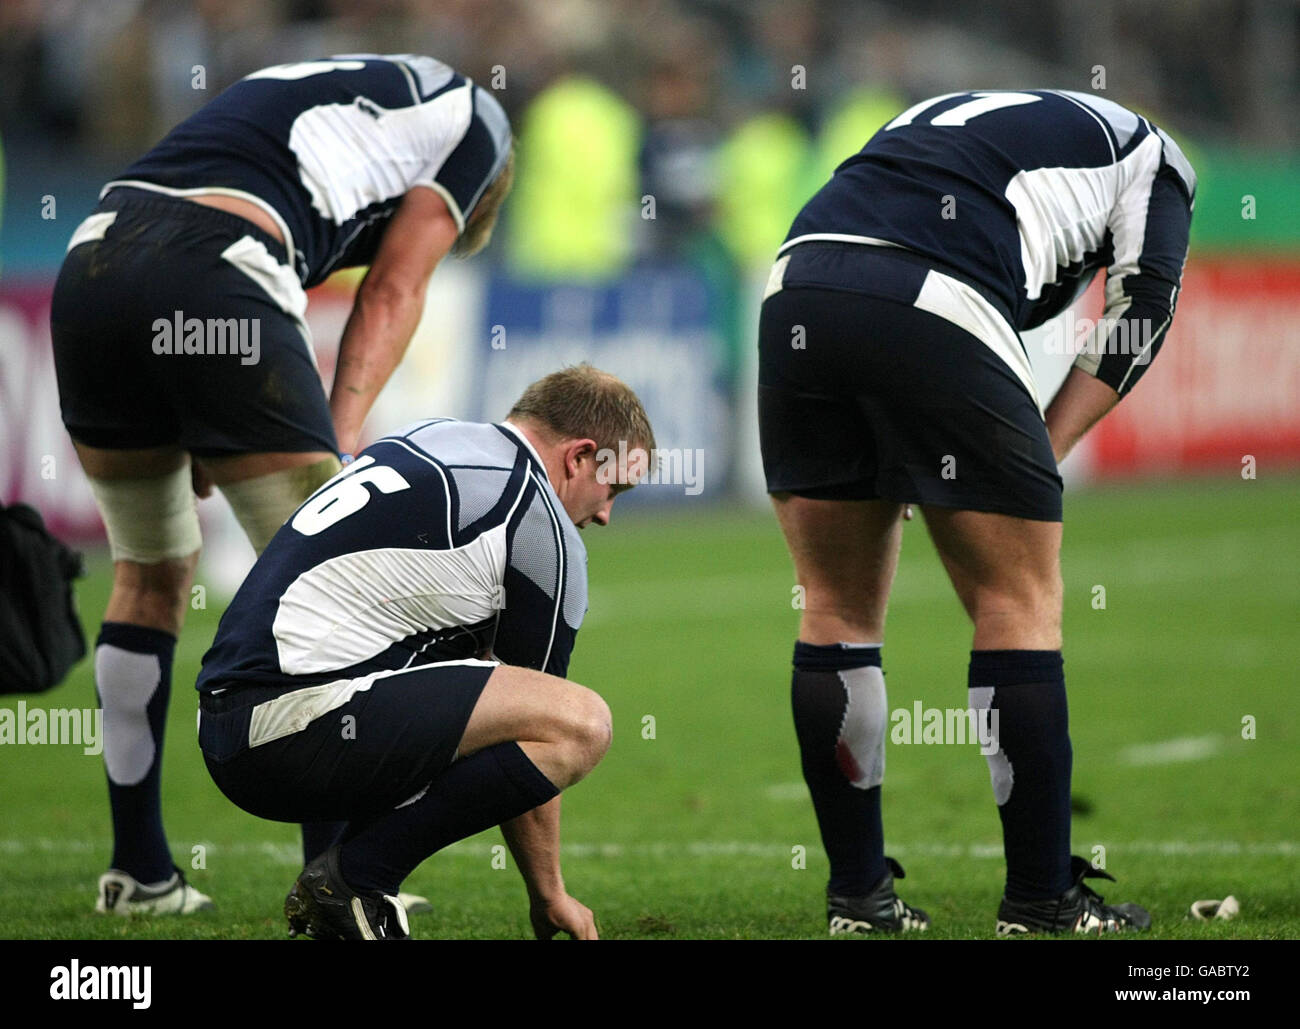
51, 54, 513, 914
759, 90, 1194, 935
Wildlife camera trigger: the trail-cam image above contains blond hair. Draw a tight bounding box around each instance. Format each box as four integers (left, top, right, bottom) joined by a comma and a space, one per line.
507, 363, 656, 458
454, 148, 515, 257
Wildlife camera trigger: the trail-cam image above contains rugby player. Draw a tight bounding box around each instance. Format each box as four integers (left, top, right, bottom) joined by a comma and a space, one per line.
196, 366, 654, 940
50, 54, 513, 914
758, 90, 1194, 934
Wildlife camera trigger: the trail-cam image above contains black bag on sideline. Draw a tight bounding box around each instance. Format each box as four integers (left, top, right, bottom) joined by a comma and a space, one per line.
0, 501, 87, 694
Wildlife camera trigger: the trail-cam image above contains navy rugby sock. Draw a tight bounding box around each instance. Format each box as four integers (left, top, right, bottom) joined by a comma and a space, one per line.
95, 622, 176, 884
791, 641, 888, 896
301, 821, 346, 866
339, 742, 559, 895
968, 649, 1072, 901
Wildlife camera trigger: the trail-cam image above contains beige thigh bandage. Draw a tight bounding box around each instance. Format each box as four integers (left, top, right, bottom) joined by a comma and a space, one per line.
218, 457, 343, 555
87, 465, 202, 563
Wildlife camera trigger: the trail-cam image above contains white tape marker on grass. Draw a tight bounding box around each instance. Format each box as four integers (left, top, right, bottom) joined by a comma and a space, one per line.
1119, 735, 1222, 766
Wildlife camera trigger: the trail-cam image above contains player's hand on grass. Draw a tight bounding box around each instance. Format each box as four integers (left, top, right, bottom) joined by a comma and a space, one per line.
530, 893, 598, 940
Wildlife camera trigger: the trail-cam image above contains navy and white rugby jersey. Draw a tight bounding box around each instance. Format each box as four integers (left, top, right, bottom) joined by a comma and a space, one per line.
106, 54, 511, 287
784, 90, 1196, 396
197, 420, 586, 693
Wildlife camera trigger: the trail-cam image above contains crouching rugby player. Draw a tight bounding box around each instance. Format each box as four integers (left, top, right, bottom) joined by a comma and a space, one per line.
196, 366, 653, 939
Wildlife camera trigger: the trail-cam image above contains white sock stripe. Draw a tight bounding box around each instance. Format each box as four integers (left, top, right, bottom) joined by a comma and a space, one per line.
95, 645, 163, 787
836, 665, 888, 789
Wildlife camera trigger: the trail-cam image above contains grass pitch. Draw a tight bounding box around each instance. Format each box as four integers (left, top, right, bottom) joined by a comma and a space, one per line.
2, 475, 1297, 940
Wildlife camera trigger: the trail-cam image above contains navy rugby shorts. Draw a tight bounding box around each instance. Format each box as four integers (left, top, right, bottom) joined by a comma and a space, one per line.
198, 661, 496, 823
51, 186, 337, 457
758, 242, 1063, 522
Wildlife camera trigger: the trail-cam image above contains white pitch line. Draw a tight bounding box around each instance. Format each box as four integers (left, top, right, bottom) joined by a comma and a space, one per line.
2, 838, 1296, 861
1119, 735, 1222, 766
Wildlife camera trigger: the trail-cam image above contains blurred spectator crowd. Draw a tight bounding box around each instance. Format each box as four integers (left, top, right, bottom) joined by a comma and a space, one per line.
1, 0, 1295, 277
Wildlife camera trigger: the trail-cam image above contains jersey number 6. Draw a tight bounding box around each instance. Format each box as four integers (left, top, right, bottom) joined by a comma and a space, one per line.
291, 456, 412, 535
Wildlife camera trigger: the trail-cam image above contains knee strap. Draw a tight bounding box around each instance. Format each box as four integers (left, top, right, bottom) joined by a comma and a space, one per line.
218, 456, 342, 555
87, 466, 201, 563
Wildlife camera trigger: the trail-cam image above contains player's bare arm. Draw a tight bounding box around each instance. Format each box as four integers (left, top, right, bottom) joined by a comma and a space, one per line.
1043, 153, 1191, 467
502, 797, 599, 940
458, 664, 610, 938
1044, 366, 1121, 463
329, 187, 459, 454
